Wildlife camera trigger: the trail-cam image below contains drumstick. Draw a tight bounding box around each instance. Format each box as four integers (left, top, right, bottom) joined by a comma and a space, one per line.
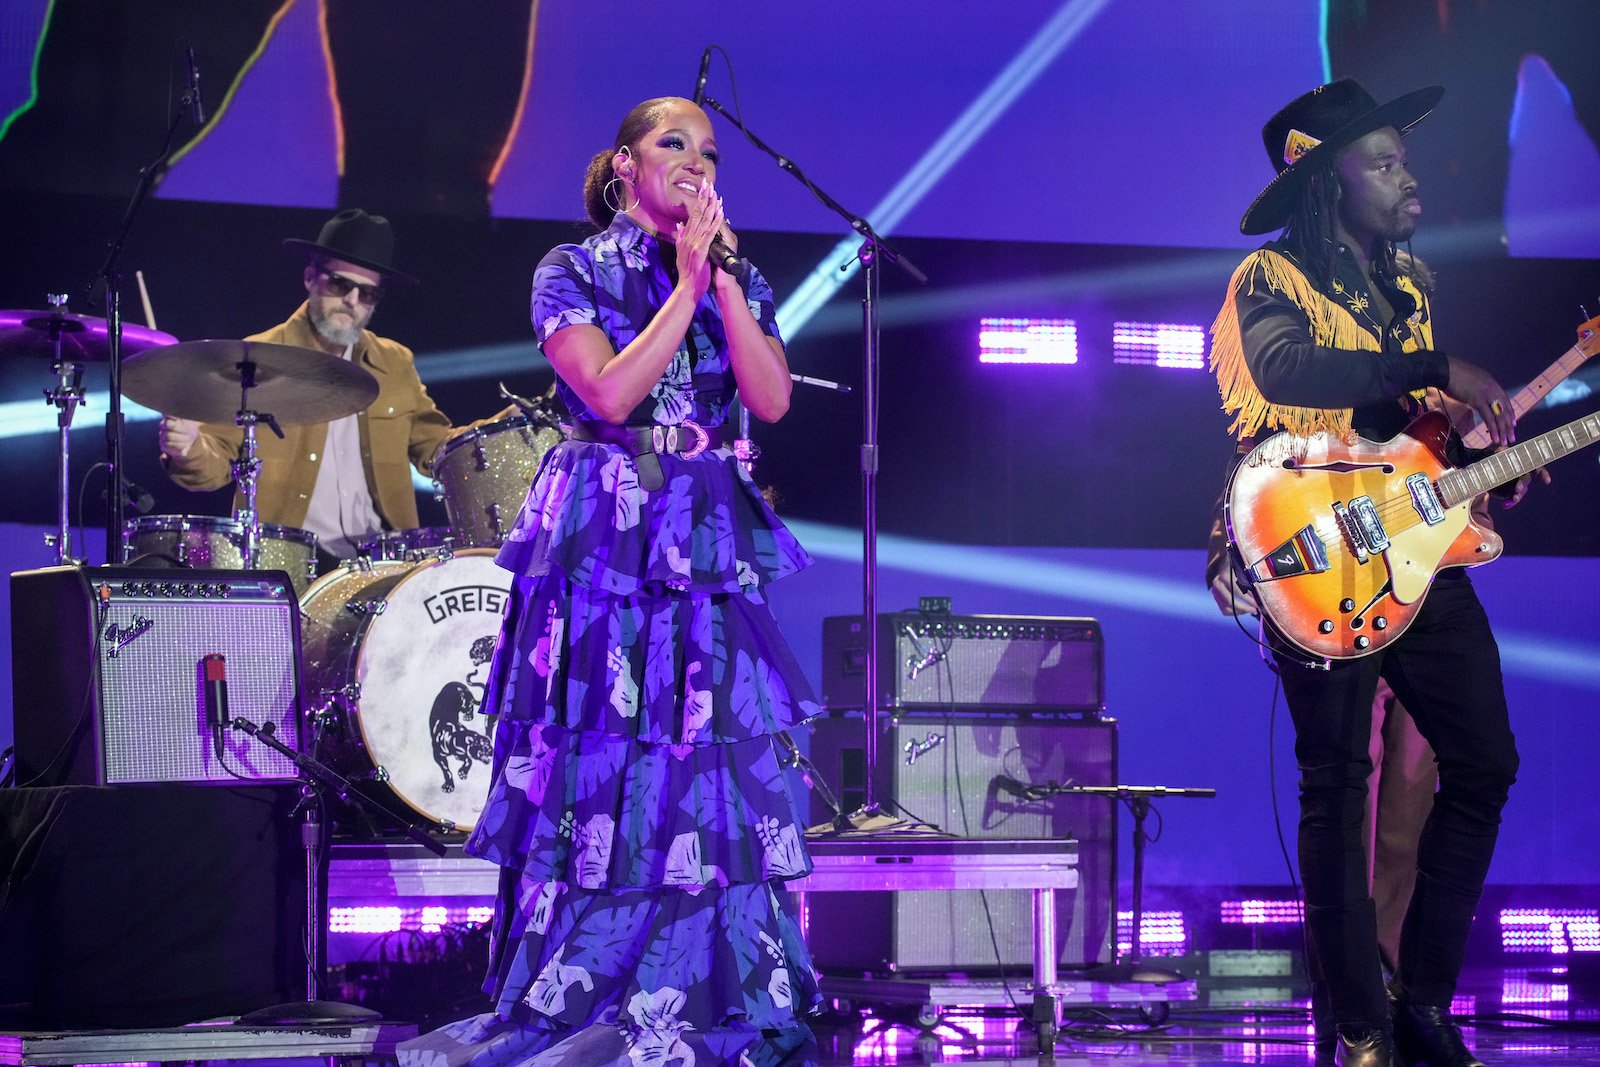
134, 270, 158, 329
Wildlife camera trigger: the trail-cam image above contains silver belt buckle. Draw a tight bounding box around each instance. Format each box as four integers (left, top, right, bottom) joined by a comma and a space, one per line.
680, 419, 709, 459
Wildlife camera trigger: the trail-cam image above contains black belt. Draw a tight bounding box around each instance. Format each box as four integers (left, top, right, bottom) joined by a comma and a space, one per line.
569, 419, 728, 491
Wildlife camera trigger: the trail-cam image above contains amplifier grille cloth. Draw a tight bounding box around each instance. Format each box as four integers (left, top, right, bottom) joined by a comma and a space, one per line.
98, 598, 300, 783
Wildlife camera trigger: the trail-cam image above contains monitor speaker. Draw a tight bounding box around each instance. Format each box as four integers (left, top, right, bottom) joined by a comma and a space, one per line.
9, 566, 303, 786
805, 713, 1117, 972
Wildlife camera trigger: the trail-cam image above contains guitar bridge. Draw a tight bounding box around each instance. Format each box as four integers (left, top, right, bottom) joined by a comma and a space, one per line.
1247, 524, 1330, 582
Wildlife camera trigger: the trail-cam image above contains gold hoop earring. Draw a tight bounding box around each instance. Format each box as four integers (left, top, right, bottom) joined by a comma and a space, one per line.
603, 175, 639, 214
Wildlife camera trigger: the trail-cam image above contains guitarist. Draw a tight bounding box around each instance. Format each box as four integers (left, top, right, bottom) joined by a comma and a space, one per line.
1210, 80, 1533, 1067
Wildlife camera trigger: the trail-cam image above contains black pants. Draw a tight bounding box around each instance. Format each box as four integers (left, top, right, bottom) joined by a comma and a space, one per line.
1275, 574, 1518, 1029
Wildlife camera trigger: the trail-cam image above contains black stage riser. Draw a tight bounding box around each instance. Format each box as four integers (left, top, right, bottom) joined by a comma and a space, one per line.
806, 714, 1116, 971
0, 783, 306, 1029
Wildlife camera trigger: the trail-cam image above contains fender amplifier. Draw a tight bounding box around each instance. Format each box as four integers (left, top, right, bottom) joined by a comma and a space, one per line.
805, 713, 1117, 970
821, 613, 1103, 712
10, 566, 303, 786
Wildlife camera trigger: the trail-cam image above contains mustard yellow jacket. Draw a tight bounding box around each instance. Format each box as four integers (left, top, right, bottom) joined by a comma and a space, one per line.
161, 304, 452, 531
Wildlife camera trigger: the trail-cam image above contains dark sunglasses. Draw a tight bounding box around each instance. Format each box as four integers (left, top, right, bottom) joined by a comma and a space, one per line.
317, 270, 384, 305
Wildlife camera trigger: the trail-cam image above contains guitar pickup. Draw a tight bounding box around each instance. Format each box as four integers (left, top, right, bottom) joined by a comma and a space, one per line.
1348, 495, 1390, 553
1247, 524, 1330, 582
1407, 473, 1446, 526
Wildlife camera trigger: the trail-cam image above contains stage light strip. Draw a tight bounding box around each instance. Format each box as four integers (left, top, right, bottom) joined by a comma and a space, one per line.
0, 0, 54, 143
487, 2, 540, 188
165, 0, 297, 169
1499, 908, 1600, 954
1116, 909, 1187, 955
1112, 321, 1207, 369
329, 904, 493, 934
317, 0, 346, 177
978, 317, 1078, 364
1220, 898, 1304, 925
774, 0, 1113, 341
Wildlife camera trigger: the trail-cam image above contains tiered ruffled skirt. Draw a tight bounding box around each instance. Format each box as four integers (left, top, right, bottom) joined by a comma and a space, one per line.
399, 444, 822, 1067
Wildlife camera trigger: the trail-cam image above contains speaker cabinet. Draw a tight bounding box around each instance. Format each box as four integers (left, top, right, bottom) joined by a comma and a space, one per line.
10, 566, 303, 786
821, 613, 1103, 713
805, 713, 1116, 972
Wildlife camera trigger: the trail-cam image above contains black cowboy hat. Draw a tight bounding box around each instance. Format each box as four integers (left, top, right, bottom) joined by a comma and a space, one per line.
1239, 78, 1444, 236
282, 208, 418, 286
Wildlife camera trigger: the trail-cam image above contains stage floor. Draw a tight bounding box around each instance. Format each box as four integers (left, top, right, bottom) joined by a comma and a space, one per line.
812, 964, 1600, 1065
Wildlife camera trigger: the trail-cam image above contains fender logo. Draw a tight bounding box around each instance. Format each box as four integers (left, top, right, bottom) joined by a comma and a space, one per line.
424, 585, 509, 624
103, 616, 154, 658
903, 732, 945, 766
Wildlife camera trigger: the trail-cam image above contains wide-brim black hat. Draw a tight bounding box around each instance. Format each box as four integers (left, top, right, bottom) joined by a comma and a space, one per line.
1239, 78, 1444, 236
282, 208, 418, 286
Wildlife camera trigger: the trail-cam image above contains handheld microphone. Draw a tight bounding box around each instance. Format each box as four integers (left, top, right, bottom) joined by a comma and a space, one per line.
185, 47, 205, 125
709, 237, 745, 278
691, 47, 712, 107
202, 653, 228, 757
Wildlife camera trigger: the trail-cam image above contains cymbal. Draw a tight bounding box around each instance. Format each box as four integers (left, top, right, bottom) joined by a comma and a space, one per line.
0, 308, 178, 362
121, 339, 381, 426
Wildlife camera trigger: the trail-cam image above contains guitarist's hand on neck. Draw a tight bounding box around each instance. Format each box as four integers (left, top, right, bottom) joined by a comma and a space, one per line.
1444, 356, 1514, 447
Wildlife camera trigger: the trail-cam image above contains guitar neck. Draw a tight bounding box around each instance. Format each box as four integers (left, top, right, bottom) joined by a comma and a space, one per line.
1441, 410, 1600, 507
1461, 342, 1592, 449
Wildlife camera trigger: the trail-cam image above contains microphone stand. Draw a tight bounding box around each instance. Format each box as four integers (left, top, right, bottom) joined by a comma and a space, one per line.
699, 91, 925, 827
1011, 782, 1216, 983
733, 373, 850, 478
228, 714, 447, 1023
91, 68, 204, 564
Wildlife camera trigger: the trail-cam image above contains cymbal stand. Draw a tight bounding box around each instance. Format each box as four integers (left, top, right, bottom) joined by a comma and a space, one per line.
41, 294, 86, 565
230, 354, 284, 571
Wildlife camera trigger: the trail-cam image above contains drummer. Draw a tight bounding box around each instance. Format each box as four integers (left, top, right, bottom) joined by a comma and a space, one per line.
158, 209, 511, 562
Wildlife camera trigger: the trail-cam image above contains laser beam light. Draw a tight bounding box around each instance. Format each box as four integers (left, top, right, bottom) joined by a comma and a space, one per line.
978, 317, 1077, 365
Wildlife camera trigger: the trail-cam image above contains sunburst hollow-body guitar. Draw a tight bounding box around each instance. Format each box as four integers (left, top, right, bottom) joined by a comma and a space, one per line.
1227, 407, 1600, 660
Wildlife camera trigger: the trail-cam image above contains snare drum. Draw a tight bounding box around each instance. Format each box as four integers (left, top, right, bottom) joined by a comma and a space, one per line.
434, 415, 563, 546
123, 514, 319, 595
356, 526, 456, 562
299, 550, 511, 831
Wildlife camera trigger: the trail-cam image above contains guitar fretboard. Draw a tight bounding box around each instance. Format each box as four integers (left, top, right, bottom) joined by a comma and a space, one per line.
1461, 342, 1595, 450
1440, 412, 1600, 507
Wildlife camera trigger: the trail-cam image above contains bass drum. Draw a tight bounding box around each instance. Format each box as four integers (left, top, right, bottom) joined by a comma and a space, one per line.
434, 415, 564, 546
299, 549, 511, 831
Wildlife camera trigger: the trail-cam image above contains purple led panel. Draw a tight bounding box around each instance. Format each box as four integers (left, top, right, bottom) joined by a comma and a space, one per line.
1112, 321, 1207, 369
978, 317, 1078, 365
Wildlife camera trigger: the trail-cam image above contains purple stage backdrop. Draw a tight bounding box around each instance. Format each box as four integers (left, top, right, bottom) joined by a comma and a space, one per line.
2, 1, 1598, 254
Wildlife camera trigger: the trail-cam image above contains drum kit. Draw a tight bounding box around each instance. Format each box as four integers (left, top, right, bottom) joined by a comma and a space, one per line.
5, 301, 567, 833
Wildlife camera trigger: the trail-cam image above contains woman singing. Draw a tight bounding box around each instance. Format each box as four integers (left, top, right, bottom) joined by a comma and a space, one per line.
400, 97, 822, 1067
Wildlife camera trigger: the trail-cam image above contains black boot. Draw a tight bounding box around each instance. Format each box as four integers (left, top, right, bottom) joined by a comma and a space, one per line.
1392, 1001, 1486, 1067
1334, 1026, 1401, 1067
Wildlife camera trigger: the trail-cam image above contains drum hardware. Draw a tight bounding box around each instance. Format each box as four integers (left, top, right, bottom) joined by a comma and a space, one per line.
346, 599, 387, 617
1, 298, 178, 565
486, 501, 505, 540
472, 440, 491, 472
120, 337, 379, 574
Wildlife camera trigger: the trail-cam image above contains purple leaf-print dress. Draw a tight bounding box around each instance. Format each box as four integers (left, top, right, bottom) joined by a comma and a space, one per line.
400, 213, 821, 1067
